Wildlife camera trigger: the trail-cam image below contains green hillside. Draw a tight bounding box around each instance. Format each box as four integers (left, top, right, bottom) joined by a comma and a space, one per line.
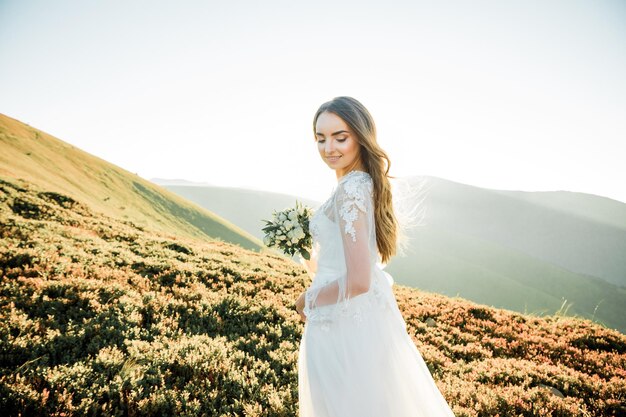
159, 183, 319, 241
0, 113, 263, 251
1, 177, 624, 416
386, 224, 626, 334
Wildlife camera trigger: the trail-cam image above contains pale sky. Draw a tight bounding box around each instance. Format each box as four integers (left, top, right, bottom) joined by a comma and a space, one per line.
1, 0, 625, 203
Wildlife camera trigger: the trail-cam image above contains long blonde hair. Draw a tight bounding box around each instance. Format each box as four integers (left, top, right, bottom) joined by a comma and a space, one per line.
313, 96, 399, 264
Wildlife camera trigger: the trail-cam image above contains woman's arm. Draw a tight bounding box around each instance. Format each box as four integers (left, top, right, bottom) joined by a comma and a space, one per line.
303, 177, 373, 316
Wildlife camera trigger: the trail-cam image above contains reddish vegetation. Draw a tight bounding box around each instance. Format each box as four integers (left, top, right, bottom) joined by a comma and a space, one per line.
1, 177, 625, 416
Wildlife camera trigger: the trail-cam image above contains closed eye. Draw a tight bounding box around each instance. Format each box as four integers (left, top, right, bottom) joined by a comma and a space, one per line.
317, 138, 347, 143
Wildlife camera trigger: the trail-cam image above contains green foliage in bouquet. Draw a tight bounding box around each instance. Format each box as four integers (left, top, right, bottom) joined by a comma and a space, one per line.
261, 201, 313, 260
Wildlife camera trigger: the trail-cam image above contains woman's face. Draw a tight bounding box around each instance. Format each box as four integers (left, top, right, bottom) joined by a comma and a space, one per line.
314, 111, 362, 176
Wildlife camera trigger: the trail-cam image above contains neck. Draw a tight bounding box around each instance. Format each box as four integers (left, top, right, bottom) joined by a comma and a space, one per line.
336, 166, 366, 181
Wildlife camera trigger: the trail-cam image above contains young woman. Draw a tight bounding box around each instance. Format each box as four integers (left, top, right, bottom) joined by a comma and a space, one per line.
295, 96, 456, 416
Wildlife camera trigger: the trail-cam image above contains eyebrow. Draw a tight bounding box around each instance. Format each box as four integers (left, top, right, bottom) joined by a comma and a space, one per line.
315, 130, 349, 137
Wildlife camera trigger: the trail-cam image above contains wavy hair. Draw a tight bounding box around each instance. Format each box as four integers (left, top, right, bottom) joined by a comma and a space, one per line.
312, 96, 399, 264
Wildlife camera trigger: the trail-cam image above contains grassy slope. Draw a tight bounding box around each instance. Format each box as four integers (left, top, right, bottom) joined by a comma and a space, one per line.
1, 177, 625, 416
0, 113, 263, 251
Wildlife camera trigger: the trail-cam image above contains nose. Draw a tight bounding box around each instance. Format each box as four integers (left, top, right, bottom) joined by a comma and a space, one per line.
325, 139, 335, 154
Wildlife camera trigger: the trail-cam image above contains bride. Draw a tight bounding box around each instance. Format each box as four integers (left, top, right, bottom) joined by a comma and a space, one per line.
294, 96, 456, 416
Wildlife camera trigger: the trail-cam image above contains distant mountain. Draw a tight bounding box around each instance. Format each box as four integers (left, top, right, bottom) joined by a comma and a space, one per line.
161, 176, 626, 334
155, 183, 320, 241
404, 176, 626, 288
150, 178, 215, 187
0, 113, 263, 251
493, 188, 626, 231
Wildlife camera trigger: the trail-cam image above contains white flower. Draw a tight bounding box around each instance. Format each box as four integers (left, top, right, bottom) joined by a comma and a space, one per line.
262, 202, 313, 257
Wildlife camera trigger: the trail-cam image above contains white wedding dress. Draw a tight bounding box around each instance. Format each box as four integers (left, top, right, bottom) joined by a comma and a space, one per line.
298, 170, 456, 417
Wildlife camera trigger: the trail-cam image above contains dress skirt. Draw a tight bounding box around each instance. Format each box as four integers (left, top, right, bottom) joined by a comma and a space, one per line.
298, 289, 456, 417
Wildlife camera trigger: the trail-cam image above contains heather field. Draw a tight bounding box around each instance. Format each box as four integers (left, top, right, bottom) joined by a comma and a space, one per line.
1, 177, 625, 416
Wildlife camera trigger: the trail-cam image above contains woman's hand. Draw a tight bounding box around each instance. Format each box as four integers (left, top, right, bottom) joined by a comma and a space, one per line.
295, 291, 307, 322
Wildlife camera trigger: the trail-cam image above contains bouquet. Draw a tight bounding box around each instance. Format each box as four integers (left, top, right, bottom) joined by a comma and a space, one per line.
261, 200, 313, 260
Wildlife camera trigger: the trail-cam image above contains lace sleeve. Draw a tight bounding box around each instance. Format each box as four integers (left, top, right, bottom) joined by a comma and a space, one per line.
303, 174, 374, 318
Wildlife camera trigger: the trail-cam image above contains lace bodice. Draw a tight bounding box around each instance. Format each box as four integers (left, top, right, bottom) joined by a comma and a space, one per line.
303, 170, 396, 330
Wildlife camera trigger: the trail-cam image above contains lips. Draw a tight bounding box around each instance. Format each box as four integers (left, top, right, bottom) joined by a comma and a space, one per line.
327, 156, 341, 162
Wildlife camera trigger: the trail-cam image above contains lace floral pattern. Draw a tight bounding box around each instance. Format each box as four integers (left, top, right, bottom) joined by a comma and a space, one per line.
339, 174, 372, 242
305, 272, 391, 332
309, 214, 321, 241
309, 192, 333, 242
